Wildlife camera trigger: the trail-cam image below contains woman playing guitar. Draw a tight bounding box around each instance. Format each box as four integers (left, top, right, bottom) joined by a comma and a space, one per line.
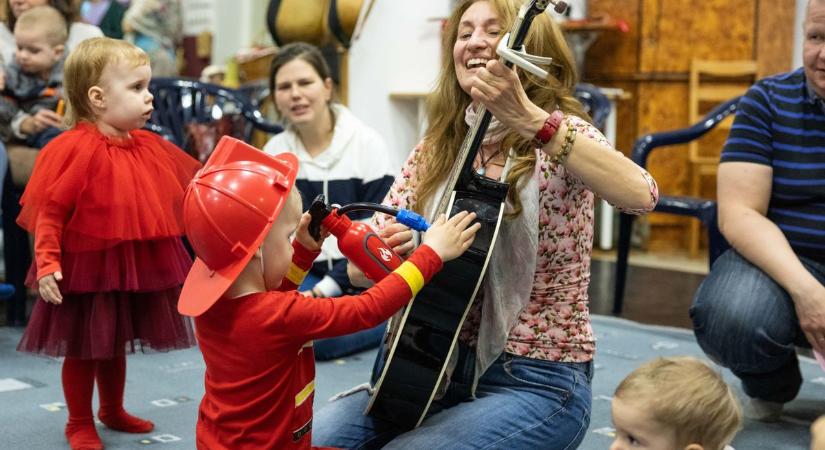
314, 0, 659, 448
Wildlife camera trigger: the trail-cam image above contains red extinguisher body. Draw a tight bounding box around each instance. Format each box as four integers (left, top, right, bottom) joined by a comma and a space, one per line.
321, 211, 403, 282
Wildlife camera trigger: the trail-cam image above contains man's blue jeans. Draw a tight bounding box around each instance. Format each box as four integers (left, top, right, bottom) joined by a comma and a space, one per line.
690, 249, 824, 403
313, 353, 593, 450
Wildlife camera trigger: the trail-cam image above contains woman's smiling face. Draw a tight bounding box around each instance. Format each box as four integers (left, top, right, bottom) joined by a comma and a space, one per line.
453, 1, 502, 95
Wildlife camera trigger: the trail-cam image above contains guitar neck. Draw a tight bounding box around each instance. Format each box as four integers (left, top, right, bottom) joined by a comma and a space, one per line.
433, 105, 492, 218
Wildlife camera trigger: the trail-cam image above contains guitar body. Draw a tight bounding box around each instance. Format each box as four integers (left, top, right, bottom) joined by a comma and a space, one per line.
366, 175, 509, 429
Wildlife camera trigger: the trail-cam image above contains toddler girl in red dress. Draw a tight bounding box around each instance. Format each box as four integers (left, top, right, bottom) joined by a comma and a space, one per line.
15, 37, 200, 450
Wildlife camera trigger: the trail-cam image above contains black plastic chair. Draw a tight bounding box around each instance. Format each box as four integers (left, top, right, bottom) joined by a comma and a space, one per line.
148, 78, 283, 148
236, 79, 271, 108
612, 96, 739, 315
574, 83, 611, 131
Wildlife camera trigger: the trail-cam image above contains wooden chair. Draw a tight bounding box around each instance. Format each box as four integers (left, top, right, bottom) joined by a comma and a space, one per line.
686, 59, 756, 255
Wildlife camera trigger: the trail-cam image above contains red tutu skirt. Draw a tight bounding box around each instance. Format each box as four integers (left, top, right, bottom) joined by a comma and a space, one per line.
17, 238, 196, 360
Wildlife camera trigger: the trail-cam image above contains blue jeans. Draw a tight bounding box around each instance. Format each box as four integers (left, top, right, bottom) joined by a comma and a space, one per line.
300, 272, 386, 361
690, 249, 824, 403
312, 353, 593, 450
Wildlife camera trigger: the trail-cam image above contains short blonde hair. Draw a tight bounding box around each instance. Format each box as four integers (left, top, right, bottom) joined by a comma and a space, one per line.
614, 357, 742, 450
14, 5, 67, 46
63, 37, 150, 126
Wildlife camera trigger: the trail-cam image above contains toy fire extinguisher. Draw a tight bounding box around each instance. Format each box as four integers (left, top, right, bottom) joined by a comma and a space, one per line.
307, 195, 430, 282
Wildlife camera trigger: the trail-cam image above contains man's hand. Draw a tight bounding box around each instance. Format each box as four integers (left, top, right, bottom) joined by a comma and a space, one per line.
793, 282, 825, 354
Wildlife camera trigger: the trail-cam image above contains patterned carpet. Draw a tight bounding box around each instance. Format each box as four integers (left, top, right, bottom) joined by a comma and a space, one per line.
0, 315, 820, 449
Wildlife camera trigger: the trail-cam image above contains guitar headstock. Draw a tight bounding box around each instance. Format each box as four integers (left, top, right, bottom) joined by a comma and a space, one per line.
529, 0, 568, 14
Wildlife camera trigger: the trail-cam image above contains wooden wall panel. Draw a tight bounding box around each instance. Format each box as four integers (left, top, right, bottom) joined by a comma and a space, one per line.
614, 82, 638, 157
584, 0, 641, 78
636, 82, 688, 243
637, 82, 688, 230
756, 0, 796, 77
647, 223, 689, 251
594, 81, 638, 157
638, 0, 756, 73
581, 0, 789, 253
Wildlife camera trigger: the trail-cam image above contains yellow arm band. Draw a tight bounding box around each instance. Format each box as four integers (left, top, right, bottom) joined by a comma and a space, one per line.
285, 263, 308, 286
394, 261, 425, 296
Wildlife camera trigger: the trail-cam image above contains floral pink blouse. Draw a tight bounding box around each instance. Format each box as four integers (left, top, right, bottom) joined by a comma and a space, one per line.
374, 116, 659, 363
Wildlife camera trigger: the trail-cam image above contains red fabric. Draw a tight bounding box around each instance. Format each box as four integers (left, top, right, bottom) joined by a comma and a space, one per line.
25, 238, 193, 294
279, 240, 322, 291
16, 122, 199, 360
17, 285, 196, 359
63, 358, 102, 450
96, 357, 154, 433
193, 245, 442, 450
18, 122, 201, 271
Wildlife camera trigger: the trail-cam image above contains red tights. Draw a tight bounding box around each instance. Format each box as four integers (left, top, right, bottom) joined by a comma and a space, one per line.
62, 357, 154, 450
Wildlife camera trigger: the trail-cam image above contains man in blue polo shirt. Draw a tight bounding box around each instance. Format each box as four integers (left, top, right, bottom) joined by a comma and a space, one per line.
690, 0, 825, 423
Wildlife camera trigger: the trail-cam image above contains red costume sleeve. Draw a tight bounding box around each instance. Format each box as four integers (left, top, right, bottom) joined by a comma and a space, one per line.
273, 245, 442, 341
32, 203, 71, 280
276, 240, 321, 291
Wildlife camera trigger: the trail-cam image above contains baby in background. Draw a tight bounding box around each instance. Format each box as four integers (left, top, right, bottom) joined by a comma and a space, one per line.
0, 5, 66, 148
610, 356, 742, 450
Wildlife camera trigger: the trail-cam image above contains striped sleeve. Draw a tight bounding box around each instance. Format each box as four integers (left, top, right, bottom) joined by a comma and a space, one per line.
720, 83, 774, 166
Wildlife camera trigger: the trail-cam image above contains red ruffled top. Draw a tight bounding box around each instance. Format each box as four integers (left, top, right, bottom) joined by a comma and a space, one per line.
18, 122, 201, 279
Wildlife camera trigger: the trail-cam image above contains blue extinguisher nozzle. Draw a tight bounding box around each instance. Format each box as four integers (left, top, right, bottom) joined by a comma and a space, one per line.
395, 209, 430, 232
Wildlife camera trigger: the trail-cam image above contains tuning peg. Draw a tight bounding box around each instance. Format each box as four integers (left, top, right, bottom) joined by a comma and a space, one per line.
553, 1, 568, 14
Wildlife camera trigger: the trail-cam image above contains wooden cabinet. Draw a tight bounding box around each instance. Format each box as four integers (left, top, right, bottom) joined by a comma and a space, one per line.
584, 0, 796, 251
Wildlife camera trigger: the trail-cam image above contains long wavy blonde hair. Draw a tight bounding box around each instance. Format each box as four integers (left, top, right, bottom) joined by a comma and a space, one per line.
414, 0, 588, 217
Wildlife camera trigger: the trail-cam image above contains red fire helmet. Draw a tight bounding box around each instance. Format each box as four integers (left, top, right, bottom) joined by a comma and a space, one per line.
178, 136, 298, 316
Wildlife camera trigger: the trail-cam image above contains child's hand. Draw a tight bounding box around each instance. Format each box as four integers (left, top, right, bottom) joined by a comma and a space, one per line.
38, 271, 63, 305
0, 69, 5, 91
21, 110, 62, 134
294, 212, 328, 252
422, 211, 480, 262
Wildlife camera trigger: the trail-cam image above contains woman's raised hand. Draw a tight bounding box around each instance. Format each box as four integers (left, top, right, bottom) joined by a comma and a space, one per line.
469, 60, 548, 140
